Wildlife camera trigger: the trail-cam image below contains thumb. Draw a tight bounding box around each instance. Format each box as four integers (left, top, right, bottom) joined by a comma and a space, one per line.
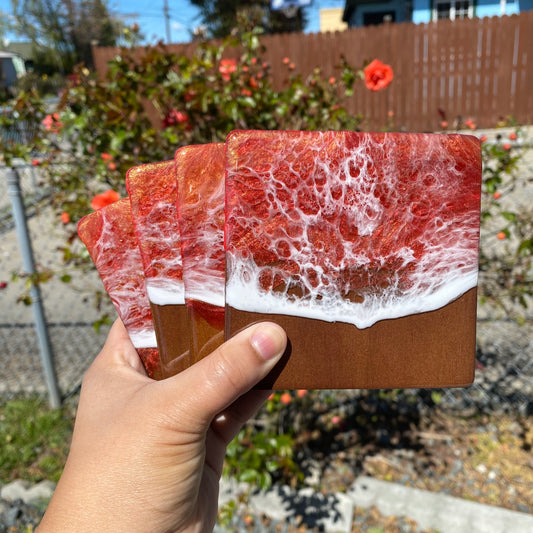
158, 322, 287, 425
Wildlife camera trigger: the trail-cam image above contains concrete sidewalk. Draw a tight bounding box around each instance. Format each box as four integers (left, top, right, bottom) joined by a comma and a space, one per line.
217, 476, 533, 532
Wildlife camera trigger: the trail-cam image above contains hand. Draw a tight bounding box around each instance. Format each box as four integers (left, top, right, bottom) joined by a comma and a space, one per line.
37, 318, 287, 533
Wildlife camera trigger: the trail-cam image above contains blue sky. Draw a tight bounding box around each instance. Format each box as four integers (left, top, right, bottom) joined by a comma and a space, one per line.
1, 0, 346, 45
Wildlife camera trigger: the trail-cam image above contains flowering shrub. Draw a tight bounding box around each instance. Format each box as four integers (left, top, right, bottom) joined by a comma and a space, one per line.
477, 129, 533, 313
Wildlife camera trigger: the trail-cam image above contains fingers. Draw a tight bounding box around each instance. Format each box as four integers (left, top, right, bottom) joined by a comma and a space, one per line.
90, 318, 146, 374
212, 389, 271, 444
159, 322, 287, 426
205, 389, 271, 476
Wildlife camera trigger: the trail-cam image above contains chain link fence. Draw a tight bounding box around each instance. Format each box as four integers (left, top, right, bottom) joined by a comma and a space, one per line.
0, 162, 113, 400
1, 143, 532, 413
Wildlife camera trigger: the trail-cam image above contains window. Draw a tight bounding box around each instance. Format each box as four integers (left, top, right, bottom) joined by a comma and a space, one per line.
363, 11, 396, 26
433, 0, 473, 21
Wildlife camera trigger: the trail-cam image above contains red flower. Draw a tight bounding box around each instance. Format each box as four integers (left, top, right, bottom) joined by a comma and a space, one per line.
219, 58, 237, 81
493, 191, 501, 200
282, 57, 290, 64
241, 88, 252, 97
107, 162, 117, 171
364, 59, 393, 91
0, 281, 7, 290
503, 143, 512, 151
163, 109, 189, 128
91, 190, 120, 210
441, 121, 448, 129
101, 152, 113, 161
280, 392, 292, 405
42, 113, 63, 132
249, 76, 259, 89
297, 389, 307, 398
61, 212, 70, 224
31, 159, 41, 166
480, 135, 488, 143
509, 132, 517, 140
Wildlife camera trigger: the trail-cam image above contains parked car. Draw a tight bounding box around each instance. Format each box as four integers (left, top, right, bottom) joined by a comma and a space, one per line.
0, 51, 27, 97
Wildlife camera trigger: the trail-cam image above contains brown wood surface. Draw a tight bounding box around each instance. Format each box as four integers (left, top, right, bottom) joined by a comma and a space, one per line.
226, 288, 477, 390
150, 303, 191, 378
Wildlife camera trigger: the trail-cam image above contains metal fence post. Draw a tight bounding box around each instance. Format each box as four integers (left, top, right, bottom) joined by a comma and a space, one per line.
6, 166, 61, 408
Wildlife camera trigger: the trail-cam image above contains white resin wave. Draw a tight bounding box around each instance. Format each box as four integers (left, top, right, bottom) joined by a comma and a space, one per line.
225, 131, 481, 329
128, 328, 158, 349
146, 278, 185, 306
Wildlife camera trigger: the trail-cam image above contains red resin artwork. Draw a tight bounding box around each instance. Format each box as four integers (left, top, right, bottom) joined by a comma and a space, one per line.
77, 198, 160, 378
225, 130, 482, 389
126, 160, 190, 378
175, 144, 226, 362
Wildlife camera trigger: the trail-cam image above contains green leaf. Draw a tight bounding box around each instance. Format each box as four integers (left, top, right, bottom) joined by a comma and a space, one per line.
501, 211, 517, 222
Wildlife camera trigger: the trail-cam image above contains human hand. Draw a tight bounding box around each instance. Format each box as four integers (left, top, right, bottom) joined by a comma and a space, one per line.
37, 318, 287, 533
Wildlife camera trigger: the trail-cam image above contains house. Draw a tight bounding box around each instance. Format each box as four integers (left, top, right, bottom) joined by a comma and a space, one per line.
342, 0, 533, 26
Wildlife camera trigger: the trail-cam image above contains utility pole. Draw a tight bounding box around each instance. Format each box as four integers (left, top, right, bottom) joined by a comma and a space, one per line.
163, 0, 171, 43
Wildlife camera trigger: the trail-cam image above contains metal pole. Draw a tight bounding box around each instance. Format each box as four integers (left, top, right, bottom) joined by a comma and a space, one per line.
6, 167, 61, 409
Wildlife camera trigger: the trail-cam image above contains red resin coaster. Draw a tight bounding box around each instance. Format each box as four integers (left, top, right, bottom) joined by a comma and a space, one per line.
126, 160, 190, 378
225, 130, 482, 389
175, 144, 226, 362
77, 198, 160, 379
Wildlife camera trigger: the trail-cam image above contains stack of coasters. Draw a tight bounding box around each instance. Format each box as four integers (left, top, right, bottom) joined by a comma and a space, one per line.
78, 130, 482, 388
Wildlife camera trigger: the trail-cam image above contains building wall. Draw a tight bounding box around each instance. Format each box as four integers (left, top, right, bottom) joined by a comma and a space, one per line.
349, 0, 533, 26
319, 7, 349, 32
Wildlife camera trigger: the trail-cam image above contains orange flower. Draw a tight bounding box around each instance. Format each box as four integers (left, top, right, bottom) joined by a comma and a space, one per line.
282, 57, 290, 64
91, 190, 120, 210
107, 162, 117, 171
328, 77, 336, 84
60, 212, 70, 224
219, 58, 237, 81
297, 389, 307, 398
101, 152, 113, 161
280, 392, 292, 405
480, 135, 487, 143
42, 113, 63, 132
241, 88, 252, 97
364, 59, 393, 91
493, 191, 501, 200
497, 231, 506, 240
441, 121, 448, 129
503, 143, 512, 151
509, 132, 517, 141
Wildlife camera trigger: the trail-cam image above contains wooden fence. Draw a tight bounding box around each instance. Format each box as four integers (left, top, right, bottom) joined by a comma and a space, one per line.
93, 12, 533, 132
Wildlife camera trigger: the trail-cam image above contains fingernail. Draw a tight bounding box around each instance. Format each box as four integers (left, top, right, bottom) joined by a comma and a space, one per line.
250, 324, 286, 361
